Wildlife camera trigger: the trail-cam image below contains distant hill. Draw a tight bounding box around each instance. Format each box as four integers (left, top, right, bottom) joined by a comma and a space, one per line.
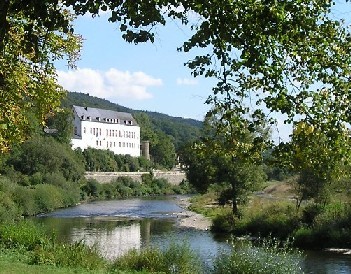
63, 92, 203, 149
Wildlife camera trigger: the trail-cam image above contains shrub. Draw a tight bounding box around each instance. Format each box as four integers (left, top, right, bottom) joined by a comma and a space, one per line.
0, 191, 21, 222
0, 221, 49, 250
33, 184, 63, 213
31, 241, 105, 270
12, 187, 38, 216
212, 210, 236, 233
293, 227, 317, 249
234, 201, 300, 239
111, 242, 202, 274
81, 179, 101, 199
301, 203, 323, 226
213, 238, 303, 274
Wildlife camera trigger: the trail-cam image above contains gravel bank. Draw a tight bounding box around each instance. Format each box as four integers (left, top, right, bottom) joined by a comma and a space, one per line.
175, 196, 212, 230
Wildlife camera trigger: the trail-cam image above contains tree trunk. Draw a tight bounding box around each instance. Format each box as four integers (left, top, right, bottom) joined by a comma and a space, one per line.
231, 186, 240, 218
0, 0, 9, 53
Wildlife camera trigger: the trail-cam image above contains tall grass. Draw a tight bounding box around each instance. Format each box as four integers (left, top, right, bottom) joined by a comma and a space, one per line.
0, 220, 106, 271
213, 237, 303, 274
111, 242, 203, 274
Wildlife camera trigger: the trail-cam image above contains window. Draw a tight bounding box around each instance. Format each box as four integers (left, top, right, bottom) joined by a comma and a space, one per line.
93, 128, 96, 135
96, 140, 99, 146
99, 128, 101, 136
114, 142, 116, 147
90, 128, 92, 134
112, 130, 114, 137
106, 129, 108, 136
74, 127, 77, 135
83, 127, 86, 134
110, 142, 112, 147
119, 142, 121, 147
100, 141, 102, 146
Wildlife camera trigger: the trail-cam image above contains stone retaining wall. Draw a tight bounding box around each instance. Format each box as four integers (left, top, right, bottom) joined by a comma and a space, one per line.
85, 171, 186, 185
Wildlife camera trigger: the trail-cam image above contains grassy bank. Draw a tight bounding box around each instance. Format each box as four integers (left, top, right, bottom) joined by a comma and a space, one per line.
190, 181, 351, 249
0, 220, 302, 274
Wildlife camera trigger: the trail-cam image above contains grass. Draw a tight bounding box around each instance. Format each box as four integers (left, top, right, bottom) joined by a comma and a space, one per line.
213, 237, 303, 274
0, 247, 103, 274
190, 179, 351, 249
0, 220, 203, 274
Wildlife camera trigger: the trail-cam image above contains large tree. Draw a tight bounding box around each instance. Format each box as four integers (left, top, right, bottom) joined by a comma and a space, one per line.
0, 1, 81, 152
181, 110, 268, 216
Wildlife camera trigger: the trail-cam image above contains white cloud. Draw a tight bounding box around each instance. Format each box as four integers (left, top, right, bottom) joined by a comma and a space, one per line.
57, 68, 162, 100
176, 77, 198, 86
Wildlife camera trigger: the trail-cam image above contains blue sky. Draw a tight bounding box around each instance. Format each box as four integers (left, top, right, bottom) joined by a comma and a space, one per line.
56, 3, 351, 142
57, 12, 214, 121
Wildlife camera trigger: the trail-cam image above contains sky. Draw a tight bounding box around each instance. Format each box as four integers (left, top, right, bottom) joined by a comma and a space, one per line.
56, 3, 351, 143
56, 11, 213, 122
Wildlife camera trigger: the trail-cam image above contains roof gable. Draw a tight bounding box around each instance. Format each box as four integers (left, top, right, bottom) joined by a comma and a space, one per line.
73, 105, 138, 126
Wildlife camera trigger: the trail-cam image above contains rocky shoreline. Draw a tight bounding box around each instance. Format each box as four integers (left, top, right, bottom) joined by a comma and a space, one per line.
174, 196, 212, 230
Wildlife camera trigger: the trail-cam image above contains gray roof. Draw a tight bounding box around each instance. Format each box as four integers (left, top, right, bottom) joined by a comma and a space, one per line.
73, 105, 138, 126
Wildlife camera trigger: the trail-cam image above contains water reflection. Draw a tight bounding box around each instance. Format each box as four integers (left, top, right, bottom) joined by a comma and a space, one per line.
35, 216, 178, 259
34, 197, 351, 273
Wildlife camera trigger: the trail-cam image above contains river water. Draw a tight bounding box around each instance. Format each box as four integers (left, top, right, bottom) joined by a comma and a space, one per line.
34, 196, 351, 273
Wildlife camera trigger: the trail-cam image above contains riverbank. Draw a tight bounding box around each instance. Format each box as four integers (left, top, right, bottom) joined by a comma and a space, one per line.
175, 196, 212, 230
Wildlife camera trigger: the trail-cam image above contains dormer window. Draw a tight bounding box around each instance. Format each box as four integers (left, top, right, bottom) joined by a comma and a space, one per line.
81, 115, 85, 120
96, 117, 100, 121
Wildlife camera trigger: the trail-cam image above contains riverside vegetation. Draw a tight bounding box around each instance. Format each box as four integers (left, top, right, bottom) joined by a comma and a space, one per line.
189, 179, 351, 250
0, 220, 303, 273
0, 134, 304, 273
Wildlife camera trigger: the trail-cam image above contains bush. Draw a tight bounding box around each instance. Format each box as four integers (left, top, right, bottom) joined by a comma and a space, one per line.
81, 179, 101, 199
12, 187, 38, 216
0, 191, 21, 222
212, 210, 236, 233
111, 242, 202, 274
213, 238, 303, 274
301, 203, 323, 226
31, 241, 105, 270
293, 202, 351, 248
0, 221, 49, 250
33, 184, 63, 213
234, 201, 300, 239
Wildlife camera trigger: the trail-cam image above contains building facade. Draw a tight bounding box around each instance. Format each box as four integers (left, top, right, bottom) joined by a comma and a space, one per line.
71, 105, 141, 157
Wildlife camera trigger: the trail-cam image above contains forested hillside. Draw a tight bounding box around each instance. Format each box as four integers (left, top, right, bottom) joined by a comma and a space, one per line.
63, 92, 202, 150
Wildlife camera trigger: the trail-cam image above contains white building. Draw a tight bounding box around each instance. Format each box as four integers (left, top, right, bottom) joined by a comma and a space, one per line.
71, 105, 141, 157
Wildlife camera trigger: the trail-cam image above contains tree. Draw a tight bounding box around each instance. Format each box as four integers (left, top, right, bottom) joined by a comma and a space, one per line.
2, 0, 351, 192
45, 108, 74, 144
5, 135, 85, 182
181, 110, 268, 217
0, 1, 81, 152
274, 122, 351, 209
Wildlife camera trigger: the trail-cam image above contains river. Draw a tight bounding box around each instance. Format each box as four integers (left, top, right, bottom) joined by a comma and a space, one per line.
34, 196, 351, 273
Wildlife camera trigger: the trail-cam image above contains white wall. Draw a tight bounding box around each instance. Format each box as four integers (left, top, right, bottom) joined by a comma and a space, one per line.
71, 118, 140, 157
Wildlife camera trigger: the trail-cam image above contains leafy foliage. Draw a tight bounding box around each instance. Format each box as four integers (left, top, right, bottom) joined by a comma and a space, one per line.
5, 135, 85, 182
181, 111, 268, 216
0, 2, 81, 152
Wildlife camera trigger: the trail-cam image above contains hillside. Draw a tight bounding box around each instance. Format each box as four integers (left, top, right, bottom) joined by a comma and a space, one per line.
63, 92, 203, 149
